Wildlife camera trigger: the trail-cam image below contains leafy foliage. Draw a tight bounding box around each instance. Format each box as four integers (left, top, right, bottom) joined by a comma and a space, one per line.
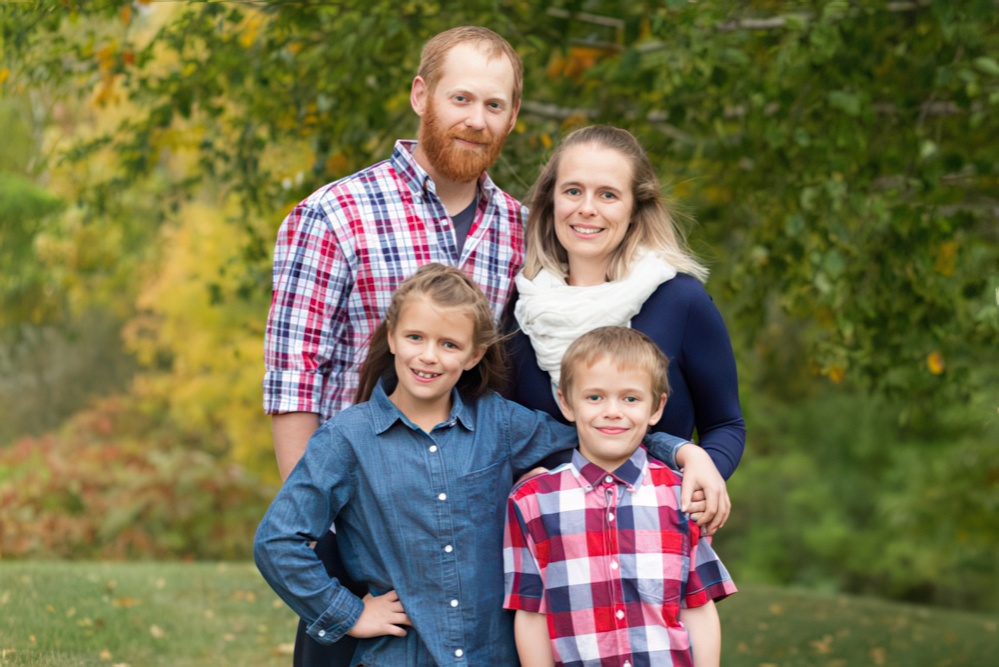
0, 396, 274, 560
1, 0, 997, 610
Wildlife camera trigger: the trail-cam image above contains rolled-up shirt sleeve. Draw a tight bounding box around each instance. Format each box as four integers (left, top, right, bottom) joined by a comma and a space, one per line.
264, 202, 351, 415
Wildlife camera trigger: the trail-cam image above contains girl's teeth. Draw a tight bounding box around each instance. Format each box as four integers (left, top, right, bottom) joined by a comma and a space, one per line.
414, 370, 438, 379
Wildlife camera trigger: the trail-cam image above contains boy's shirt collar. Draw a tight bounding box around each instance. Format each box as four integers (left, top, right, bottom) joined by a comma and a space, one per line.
571, 446, 648, 491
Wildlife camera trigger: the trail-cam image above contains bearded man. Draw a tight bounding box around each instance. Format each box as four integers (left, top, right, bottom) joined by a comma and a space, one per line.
262, 26, 526, 667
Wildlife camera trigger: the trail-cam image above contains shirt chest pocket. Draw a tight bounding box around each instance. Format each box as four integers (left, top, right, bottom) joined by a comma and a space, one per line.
458, 459, 511, 523
634, 551, 688, 604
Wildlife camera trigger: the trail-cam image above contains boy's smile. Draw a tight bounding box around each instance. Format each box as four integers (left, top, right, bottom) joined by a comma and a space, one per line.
557, 356, 666, 472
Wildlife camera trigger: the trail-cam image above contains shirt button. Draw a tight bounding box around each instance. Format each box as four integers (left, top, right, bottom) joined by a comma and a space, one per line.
438, 493, 447, 501
611, 561, 619, 570
616, 610, 625, 620
608, 513, 615, 522
317, 630, 326, 637
429, 445, 438, 453
455, 649, 464, 658
444, 545, 453, 553
450, 599, 459, 607
624, 662, 631, 667
605, 475, 613, 483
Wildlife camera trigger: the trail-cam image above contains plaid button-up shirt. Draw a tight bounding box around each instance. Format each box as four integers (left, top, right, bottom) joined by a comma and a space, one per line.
264, 140, 526, 418
503, 447, 736, 667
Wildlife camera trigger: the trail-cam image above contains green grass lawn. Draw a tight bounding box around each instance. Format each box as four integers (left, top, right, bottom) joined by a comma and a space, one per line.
1, 562, 996, 666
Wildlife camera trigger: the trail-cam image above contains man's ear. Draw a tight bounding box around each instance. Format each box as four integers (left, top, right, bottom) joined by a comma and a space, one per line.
411, 76, 428, 117
648, 393, 667, 426
556, 388, 575, 423
506, 97, 521, 134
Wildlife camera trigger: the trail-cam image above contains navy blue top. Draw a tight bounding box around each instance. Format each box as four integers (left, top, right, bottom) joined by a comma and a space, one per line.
505, 274, 745, 479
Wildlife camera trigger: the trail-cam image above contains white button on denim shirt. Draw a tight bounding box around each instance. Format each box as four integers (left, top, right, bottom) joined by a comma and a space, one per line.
255, 381, 686, 666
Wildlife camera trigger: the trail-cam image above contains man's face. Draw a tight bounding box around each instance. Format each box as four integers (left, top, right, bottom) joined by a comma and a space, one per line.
415, 43, 519, 183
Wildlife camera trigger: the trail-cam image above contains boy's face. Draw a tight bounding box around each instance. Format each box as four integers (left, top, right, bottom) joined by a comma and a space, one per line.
557, 356, 667, 472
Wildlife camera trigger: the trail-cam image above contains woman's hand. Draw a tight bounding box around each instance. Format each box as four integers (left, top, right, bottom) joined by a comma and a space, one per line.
675, 444, 729, 535
347, 589, 412, 638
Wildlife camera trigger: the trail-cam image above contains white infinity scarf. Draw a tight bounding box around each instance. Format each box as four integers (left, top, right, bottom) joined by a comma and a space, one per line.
514, 250, 677, 387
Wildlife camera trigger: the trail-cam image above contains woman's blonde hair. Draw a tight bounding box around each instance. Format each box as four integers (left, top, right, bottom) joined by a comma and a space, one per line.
522, 125, 708, 283
356, 263, 506, 403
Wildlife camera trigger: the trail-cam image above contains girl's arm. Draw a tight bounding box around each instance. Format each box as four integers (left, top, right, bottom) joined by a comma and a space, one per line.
255, 419, 398, 644
514, 611, 555, 667
679, 601, 721, 667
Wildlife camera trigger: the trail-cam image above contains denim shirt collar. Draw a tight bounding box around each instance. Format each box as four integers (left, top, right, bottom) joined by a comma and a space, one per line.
572, 446, 648, 492
369, 379, 477, 434
390, 139, 499, 203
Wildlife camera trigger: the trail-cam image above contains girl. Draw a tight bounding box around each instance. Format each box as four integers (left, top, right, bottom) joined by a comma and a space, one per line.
255, 263, 720, 666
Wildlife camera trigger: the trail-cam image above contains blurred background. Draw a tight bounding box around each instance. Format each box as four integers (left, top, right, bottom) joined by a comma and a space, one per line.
2, 0, 997, 634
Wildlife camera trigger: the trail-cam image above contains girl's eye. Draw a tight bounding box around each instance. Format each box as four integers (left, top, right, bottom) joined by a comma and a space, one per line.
406, 334, 421, 341
443, 341, 458, 350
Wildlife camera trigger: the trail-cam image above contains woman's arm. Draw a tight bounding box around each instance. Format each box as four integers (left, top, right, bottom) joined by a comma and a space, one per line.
680, 285, 745, 479
515, 611, 555, 667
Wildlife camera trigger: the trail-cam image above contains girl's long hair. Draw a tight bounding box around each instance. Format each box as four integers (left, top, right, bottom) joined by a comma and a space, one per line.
355, 263, 507, 404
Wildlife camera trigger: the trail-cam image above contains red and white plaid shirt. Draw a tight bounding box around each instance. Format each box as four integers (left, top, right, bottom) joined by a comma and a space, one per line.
263, 140, 526, 419
504, 447, 736, 667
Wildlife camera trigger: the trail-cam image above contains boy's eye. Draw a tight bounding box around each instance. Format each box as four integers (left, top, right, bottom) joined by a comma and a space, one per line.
585, 394, 601, 402
442, 341, 458, 350
623, 396, 639, 403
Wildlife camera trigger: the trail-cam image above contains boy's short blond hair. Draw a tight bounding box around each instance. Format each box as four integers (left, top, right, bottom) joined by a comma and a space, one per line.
559, 326, 670, 399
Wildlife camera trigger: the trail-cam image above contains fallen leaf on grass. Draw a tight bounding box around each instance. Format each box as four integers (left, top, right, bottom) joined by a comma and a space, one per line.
768, 603, 784, 615
112, 597, 141, 608
150, 624, 166, 639
223, 633, 236, 642
810, 634, 834, 654
100, 649, 112, 660
277, 643, 294, 655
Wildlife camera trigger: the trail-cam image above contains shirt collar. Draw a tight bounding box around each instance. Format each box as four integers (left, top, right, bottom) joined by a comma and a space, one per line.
391, 139, 499, 202
572, 446, 648, 491
369, 378, 476, 434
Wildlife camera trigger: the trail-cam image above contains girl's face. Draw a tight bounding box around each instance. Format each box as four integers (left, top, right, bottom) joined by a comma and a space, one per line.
387, 295, 485, 423
552, 143, 635, 286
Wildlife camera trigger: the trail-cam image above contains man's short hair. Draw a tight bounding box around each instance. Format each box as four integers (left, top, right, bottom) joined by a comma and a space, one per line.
560, 326, 670, 399
417, 26, 523, 106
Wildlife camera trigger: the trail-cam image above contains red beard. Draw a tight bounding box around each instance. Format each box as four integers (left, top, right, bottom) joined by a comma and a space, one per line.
419, 99, 507, 183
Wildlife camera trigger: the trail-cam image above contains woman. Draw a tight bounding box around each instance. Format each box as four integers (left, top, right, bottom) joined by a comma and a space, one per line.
505, 125, 745, 479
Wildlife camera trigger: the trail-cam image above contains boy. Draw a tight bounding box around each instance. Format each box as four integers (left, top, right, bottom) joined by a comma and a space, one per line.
503, 326, 737, 667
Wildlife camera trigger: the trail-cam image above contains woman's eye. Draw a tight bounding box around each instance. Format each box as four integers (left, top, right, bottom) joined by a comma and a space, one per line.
601, 192, 617, 200
566, 188, 581, 196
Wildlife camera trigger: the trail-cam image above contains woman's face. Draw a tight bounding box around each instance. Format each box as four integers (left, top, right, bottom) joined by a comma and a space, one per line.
552, 143, 635, 285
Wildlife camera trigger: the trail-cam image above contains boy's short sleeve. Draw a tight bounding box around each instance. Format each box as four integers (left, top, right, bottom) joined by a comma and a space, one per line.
502, 491, 546, 614
682, 527, 738, 609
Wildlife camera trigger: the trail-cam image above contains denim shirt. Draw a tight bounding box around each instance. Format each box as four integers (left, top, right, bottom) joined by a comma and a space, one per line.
254, 384, 685, 667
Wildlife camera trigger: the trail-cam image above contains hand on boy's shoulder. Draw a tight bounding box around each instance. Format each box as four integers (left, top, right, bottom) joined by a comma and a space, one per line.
515, 466, 549, 485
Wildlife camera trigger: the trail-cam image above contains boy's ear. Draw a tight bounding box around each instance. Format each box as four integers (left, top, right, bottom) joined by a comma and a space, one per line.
556, 388, 576, 423
462, 345, 487, 371
648, 392, 667, 426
